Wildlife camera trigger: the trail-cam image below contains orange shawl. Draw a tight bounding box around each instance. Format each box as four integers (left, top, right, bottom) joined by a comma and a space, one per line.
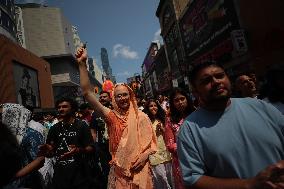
106, 83, 157, 189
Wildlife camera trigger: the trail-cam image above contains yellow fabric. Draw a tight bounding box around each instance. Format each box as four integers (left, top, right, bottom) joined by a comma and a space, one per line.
106, 83, 157, 189
149, 120, 172, 166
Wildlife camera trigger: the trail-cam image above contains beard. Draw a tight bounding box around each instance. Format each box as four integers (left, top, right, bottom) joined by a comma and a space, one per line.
201, 87, 231, 108
211, 90, 230, 101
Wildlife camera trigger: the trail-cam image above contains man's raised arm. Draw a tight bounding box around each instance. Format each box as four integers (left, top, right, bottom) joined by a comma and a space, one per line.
75, 47, 110, 118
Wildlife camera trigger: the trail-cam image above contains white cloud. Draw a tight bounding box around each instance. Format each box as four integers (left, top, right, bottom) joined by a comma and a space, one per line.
153, 29, 164, 44
116, 71, 130, 76
153, 29, 161, 41
113, 44, 139, 59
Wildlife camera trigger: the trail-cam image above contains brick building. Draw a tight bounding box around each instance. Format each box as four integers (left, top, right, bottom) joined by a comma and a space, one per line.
0, 34, 54, 108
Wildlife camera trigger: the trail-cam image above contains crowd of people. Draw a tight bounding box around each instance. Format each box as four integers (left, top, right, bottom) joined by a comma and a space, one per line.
0, 46, 283, 189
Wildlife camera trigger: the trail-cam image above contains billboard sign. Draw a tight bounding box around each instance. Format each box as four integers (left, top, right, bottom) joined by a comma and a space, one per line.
13, 61, 41, 108
180, 0, 240, 62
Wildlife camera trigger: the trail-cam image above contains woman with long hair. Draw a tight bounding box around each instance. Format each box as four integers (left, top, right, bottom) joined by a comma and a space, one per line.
165, 88, 194, 189
143, 99, 173, 189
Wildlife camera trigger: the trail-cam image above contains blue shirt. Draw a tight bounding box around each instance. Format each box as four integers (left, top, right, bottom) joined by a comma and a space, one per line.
177, 98, 284, 186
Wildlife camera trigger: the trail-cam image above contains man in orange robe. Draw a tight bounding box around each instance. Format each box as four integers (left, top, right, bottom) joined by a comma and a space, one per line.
76, 46, 157, 189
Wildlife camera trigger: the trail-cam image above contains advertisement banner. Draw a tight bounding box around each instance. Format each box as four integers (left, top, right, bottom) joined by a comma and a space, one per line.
13, 61, 41, 108
157, 69, 171, 92
143, 43, 158, 72
180, 0, 240, 62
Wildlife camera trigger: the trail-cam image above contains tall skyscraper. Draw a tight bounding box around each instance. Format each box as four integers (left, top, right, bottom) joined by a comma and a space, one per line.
101, 47, 111, 77
101, 47, 116, 83
87, 57, 103, 85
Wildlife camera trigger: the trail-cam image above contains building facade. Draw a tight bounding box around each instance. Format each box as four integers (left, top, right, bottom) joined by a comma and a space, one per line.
72, 25, 82, 53
141, 41, 171, 97
88, 57, 103, 85
154, 45, 172, 94
0, 1, 53, 108
179, 0, 243, 74
15, 5, 26, 47
155, 0, 284, 86
0, 34, 54, 108
16, 3, 79, 102
236, 0, 284, 75
15, 3, 103, 103
156, 0, 189, 91
141, 41, 161, 97
101, 47, 116, 83
0, 0, 17, 42
17, 3, 75, 57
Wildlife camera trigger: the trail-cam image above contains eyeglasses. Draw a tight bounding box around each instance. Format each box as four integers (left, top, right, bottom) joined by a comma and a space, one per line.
115, 92, 129, 99
116, 82, 125, 86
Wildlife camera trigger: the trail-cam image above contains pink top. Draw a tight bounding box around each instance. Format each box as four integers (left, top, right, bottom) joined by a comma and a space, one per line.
165, 117, 184, 154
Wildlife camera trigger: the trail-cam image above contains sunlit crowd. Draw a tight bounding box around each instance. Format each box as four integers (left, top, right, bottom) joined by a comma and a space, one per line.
0, 47, 283, 189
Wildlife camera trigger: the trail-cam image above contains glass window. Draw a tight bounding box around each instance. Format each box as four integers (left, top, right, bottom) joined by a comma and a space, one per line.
0, 10, 16, 36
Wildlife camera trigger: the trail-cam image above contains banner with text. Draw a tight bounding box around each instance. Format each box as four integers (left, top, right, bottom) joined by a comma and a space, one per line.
180, 0, 240, 62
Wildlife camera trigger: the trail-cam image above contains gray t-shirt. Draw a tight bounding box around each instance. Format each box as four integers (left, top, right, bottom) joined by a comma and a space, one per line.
177, 98, 284, 186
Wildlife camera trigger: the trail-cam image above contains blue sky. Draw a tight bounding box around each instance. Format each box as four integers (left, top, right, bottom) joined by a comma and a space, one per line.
16, 0, 162, 82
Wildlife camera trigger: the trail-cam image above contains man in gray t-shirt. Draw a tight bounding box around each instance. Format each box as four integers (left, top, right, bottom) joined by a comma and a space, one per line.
177, 61, 284, 189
